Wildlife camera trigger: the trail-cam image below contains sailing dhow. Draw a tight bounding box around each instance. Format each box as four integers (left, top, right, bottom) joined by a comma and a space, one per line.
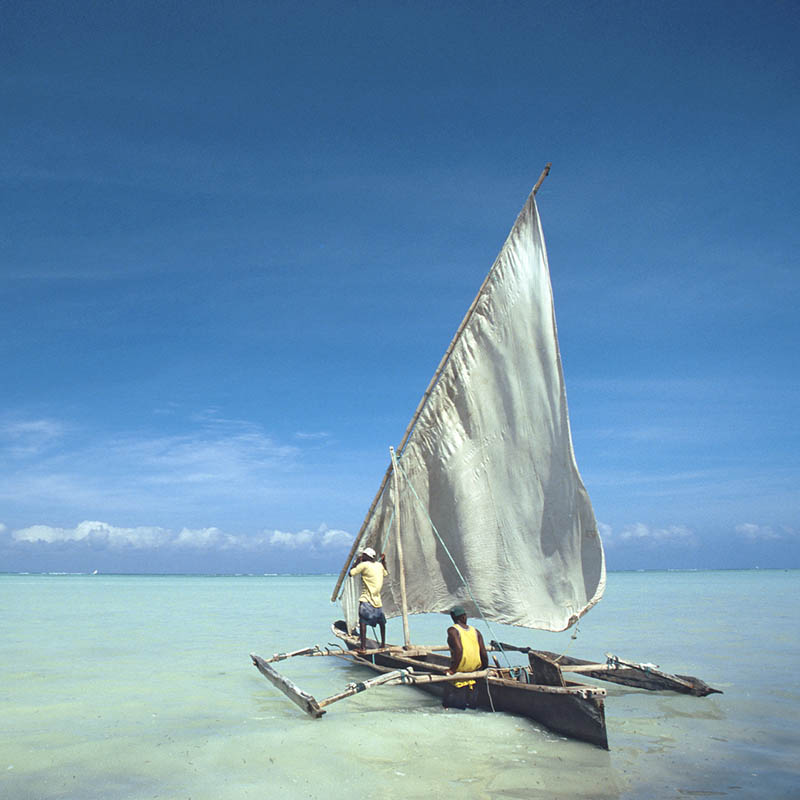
251, 166, 720, 748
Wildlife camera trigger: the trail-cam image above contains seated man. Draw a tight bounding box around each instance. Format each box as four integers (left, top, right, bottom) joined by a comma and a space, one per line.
443, 605, 488, 709
349, 546, 388, 652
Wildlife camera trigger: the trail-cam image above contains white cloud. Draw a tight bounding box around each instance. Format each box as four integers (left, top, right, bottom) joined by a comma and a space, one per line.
173, 527, 229, 548
589, 425, 695, 444
321, 528, 352, 548
0, 418, 64, 440
735, 523, 783, 541
622, 523, 695, 543
7, 520, 354, 552
0, 417, 66, 457
0, 413, 315, 520
601, 522, 697, 547
294, 431, 331, 441
13, 521, 170, 548
597, 521, 612, 541
270, 529, 315, 549
270, 524, 354, 550
0, 411, 373, 555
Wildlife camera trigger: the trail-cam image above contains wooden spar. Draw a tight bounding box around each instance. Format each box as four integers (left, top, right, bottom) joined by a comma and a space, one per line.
334, 624, 607, 698
598, 654, 722, 695
556, 662, 633, 674
339, 644, 593, 695
252, 654, 504, 717
400, 668, 493, 685
330, 163, 554, 602
532, 162, 552, 195
336, 644, 453, 657
317, 668, 410, 709
389, 446, 411, 647
264, 645, 320, 664
316, 668, 497, 710
250, 654, 325, 718
263, 643, 458, 664
350, 643, 452, 655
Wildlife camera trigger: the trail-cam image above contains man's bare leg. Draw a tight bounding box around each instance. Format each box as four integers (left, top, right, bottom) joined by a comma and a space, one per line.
358, 621, 367, 652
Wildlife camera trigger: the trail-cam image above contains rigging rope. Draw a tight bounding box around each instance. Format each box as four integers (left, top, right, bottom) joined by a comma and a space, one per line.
552, 622, 581, 663
485, 676, 496, 712
378, 508, 395, 556
394, 456, 513, 669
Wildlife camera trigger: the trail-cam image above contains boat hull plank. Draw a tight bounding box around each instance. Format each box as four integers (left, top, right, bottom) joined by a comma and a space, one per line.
528, 650, 566, 687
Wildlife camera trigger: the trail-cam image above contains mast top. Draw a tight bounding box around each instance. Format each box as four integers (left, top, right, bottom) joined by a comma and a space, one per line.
533, 163, 551, 195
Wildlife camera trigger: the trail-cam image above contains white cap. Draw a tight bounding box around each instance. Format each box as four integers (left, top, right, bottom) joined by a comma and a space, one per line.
361, 547, 377, 558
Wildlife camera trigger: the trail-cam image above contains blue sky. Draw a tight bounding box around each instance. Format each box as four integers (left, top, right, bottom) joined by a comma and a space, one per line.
2, 0, 798, 574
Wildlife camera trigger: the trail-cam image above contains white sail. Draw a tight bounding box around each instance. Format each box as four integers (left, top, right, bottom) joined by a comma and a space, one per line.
339, 189, 605, 633
340, 574, 361, 634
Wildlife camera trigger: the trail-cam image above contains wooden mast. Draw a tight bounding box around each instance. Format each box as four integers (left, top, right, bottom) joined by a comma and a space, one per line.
331, 164, 553, 601
389, 446, 411, 647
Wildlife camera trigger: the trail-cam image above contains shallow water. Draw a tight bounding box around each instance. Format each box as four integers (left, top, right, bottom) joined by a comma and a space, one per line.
1, 570, 798, 799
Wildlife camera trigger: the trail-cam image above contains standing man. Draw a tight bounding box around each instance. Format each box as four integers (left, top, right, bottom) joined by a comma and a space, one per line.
443, 605, 488, 709
349, 546, 388, 652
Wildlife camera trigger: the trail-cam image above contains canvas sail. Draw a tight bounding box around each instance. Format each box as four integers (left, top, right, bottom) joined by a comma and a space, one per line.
336, 189, 605, 633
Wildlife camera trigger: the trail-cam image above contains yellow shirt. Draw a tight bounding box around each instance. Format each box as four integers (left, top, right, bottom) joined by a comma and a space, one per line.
349, 561, 388, 608
453, 624, 482, 673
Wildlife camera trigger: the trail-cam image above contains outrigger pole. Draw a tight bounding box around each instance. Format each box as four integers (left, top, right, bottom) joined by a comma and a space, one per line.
250, 652, 494, 717
492, 642, 722, 697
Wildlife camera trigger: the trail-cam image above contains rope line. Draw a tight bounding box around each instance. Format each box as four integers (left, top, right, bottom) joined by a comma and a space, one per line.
485, 676, 496, 712
378, 508, 395, 555
552, 622, 581, 663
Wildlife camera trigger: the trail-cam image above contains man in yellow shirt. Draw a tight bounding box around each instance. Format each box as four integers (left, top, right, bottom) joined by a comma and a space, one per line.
349, 547, 388, 652
444, 605, 488, 709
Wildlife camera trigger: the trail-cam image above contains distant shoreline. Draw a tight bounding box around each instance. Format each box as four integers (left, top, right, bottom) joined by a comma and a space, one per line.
2, 567, 797, 578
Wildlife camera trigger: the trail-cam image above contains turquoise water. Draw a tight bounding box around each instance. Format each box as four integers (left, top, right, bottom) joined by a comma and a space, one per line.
1, 570, 798, 799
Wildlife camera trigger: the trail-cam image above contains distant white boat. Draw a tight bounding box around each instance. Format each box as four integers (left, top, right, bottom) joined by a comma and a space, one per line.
92, 569, 99, 575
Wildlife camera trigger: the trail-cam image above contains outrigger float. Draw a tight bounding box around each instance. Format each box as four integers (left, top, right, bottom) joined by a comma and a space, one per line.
251, 167, 721, 748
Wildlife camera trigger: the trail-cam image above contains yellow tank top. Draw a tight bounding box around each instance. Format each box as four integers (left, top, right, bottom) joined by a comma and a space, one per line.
455, 625, 481, 673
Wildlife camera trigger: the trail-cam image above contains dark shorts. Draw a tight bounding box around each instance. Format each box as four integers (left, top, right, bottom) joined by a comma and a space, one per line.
358, 601, 386, 626
442, 681, 479, 710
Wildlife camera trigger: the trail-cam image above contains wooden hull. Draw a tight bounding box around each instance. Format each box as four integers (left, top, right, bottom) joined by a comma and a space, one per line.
332, 621, 608, 749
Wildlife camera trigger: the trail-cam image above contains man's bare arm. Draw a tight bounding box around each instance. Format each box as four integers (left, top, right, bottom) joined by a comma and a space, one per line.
446, 626, 462, 673
477, 629, 489, 669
